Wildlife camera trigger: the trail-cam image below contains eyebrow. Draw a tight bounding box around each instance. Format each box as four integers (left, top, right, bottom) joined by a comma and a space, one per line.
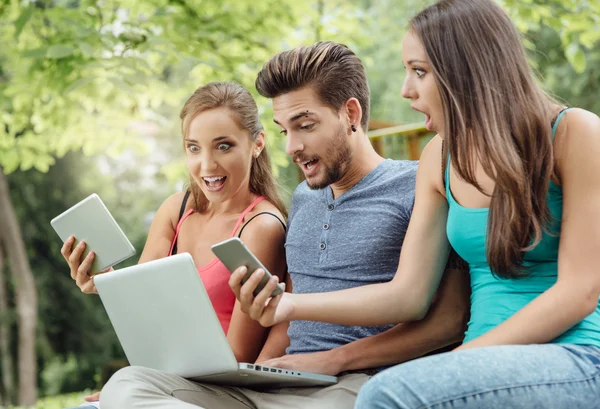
184, 136, 230, 143
407, 59, 429, 65
273, 111, 317, 126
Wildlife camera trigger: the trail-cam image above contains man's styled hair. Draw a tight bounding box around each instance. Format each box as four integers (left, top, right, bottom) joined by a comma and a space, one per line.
255, 41, 370, 130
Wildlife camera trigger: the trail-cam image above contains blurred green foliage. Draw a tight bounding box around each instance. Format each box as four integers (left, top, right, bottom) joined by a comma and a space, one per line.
0, 0, 598, 404
7, 391, 89, 408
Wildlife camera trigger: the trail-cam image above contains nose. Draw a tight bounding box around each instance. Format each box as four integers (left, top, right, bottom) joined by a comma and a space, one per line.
199, 151, 218, 172
401, 75, 415, 100
285, 132, 304, 157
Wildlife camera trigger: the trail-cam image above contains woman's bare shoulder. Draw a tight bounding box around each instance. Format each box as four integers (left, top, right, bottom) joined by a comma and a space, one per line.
419, 134, 446, 197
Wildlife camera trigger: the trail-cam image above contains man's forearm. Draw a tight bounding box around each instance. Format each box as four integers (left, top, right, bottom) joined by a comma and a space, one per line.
334, 266, 470, 372
256, 321, 290, 362
334, 308, 463, 372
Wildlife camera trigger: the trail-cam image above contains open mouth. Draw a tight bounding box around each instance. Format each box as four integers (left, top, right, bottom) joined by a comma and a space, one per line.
299, 158, 320, 177
413, 108, 432, 130
302, 159, 318, 171
202, 176, 227, 192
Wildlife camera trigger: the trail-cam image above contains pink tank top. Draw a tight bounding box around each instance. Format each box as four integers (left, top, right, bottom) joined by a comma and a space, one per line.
168, 196, 265, 334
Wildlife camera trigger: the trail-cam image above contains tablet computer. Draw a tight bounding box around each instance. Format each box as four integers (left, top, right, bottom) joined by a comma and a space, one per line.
51, 194, 136, 273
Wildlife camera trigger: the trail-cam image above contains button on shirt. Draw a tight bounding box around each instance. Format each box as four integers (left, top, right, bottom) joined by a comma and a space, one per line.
285, 159, 418, 355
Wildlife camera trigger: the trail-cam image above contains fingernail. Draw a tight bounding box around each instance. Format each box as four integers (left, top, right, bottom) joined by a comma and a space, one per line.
254, 269, 265, 277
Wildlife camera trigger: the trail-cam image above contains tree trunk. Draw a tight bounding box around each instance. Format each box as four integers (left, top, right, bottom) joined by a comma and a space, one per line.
0, 242, 14, 406
0, 170, 37, 406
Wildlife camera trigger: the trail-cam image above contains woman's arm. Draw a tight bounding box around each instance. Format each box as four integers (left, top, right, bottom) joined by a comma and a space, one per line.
231, 136, 452, 327
255, 274, 292, 362
226, 213, 287, 362
255, 322, 290, 363
457, 109, 600, 349
136, 192, 185, 264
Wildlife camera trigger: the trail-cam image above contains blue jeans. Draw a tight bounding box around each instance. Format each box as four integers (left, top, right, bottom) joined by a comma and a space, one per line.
356, 344, 600, 409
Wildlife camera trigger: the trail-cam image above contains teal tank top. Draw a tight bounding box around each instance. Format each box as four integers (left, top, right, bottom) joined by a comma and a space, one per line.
446, 109, 600, 347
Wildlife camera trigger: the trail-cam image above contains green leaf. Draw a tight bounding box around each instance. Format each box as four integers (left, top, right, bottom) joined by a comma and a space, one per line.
33, 155, 55, 173
154, 8, 169, 17
14, 4, 35, 40
23, 47, 48, 59
19, 148, 35, 171
65, 77, 97, 94
107, 77, 135, 94
47, 44, 75, 59
580, 30, 600, 49
78, 42, 95, 58
1, 150, 20, 174
565, 43, 587, 73
562, 17, 594, 32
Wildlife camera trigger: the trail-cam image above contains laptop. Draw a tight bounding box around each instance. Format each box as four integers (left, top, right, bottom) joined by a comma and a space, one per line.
94, 253, 338, 388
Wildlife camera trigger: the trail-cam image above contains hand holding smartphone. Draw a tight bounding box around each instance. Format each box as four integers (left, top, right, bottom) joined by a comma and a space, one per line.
211, 237, 284, 297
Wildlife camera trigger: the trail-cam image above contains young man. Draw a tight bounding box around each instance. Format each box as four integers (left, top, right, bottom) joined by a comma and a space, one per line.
100, 42, 469, 409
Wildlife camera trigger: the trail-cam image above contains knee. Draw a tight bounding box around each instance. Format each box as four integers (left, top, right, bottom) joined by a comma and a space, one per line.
100, 366, 155, 409
355, 377, 382, 409
356, 375, 395, 409
355, 371, 413, 409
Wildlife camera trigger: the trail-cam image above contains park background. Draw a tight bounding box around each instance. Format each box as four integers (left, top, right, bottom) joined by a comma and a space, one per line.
0, 0, 598, 407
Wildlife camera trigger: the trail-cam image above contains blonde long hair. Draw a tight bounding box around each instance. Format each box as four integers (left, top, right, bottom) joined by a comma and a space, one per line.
179, 82, 287, 218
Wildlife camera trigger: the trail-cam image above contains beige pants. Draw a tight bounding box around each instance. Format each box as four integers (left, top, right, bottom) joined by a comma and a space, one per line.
100, 366, 370, 409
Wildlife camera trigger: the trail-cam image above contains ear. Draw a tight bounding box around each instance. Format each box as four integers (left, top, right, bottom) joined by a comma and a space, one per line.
343, 97, 363, 131
253, 131, 266, 157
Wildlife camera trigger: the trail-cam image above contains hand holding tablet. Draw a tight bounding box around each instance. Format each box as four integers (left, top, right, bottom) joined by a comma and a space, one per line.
51, 194, 135, 292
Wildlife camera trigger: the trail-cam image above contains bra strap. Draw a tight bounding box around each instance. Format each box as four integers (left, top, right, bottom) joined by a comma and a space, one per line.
552, 107, 572, 139
169, 207, 195, 256
171, 190, 191, 255
237, 212, 287, 238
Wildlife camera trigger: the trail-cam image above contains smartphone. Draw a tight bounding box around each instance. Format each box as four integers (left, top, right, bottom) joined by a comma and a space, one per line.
51, 194, 136, 273
211, 237, 284, 297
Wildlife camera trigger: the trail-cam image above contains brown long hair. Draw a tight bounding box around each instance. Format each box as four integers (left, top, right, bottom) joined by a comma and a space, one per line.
411, 0, 560, 278
255, 41, 371, 131
179, 82, 287, 218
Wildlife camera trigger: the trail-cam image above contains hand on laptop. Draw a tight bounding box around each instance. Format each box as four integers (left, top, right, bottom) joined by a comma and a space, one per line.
258, 351, 344, 377
61, 236, 112, 294
229, 266, 293, 327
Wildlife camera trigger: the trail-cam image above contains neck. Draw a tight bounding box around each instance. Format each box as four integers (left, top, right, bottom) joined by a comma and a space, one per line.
330, 133, 384, 199
204, 188, 258, 216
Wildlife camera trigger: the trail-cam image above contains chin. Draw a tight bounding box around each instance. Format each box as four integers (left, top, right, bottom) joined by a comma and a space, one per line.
305, 176, 327, 190
202, 190, 226, 202
308, 174, 337, 190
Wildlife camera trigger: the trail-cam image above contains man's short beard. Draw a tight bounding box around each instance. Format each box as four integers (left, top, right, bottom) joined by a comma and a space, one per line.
306, 123, 352, 190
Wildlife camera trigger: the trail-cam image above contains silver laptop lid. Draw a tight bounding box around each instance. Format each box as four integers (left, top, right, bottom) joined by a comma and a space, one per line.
94, 253, 239, 378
